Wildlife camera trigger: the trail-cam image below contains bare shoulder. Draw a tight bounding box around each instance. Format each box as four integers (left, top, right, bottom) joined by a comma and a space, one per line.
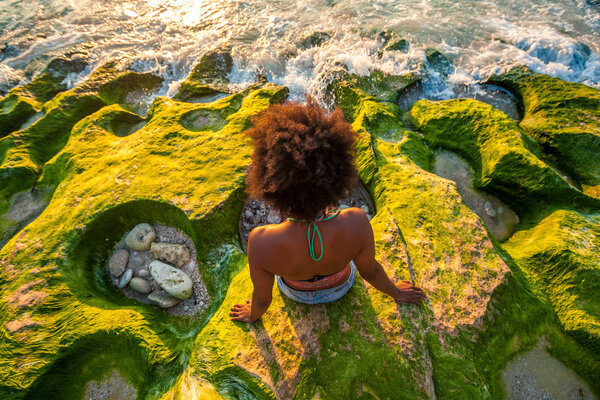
340, 207, 371, 230
247, 224, 279, 267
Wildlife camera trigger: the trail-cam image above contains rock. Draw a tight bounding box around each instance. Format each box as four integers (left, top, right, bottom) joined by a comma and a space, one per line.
127, 253, 146, 270
149, 261, 193, 299
174, 48, 233, 101
117, 269, 133, 289
297, 31, 331, 49
136, 268, 149, 277
360, 205, 369, 214
128, 277, 152, 294
125, 223, 156, 251
108, 249, 129, 276
150, 243, 191, 267
147, 292, 181, 309
266, 209, 281, 224
425, 48, 454, 79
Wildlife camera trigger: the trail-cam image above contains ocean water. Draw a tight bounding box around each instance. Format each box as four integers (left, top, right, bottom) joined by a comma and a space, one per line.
0, 0, 599, 103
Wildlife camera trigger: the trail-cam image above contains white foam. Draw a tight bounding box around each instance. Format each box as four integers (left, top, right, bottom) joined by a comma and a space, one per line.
1, 0, 599, 102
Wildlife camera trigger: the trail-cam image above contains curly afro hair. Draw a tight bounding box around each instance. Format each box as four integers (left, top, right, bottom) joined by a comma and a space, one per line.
245, 95, 359, 220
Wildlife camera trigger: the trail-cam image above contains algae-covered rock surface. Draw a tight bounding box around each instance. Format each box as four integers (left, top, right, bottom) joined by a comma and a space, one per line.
1, 56, 600, 400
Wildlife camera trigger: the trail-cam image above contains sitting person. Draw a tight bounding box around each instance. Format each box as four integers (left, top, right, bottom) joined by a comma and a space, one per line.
230, 95, 426, 323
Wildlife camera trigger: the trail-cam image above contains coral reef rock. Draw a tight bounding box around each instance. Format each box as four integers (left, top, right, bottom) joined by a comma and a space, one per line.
150, 242, 190, 267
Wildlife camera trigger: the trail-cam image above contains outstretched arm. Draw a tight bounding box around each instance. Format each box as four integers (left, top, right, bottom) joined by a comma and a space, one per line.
353, 210, 426, 304
230, 229, 274, 323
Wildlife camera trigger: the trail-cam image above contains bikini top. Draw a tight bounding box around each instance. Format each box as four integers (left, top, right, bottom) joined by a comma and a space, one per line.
286, 207, 341, 262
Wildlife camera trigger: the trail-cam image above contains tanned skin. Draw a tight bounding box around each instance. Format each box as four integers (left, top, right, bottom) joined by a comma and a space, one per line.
230, 207, 427, 323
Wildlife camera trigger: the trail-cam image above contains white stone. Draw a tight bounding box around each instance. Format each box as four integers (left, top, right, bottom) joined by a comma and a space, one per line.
118, 269, 133, 289
149, 260, 193, 299
137, 268, 150, 277
125, 223, 156, 251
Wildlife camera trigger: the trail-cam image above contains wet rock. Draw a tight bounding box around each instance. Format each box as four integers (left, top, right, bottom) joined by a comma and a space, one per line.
108, 249, 129, 276
150, 242, 190, 268
117, 269, 133, 289
149, 261, 193, 299
128, 277, 152, 294
174, 48, 233, 101
425, 48, 454, 79
136, 268, 149, 277
298, 31, 331, 49
147, 292, 181, 309
125, 223, 156, 251
377, 30, 409, 57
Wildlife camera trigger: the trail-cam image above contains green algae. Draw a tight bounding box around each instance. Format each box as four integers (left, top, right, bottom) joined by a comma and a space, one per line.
409, 97, 600, 214
174, 49, 233, 102
488, 66, 600, 191
1, 60, 600, 400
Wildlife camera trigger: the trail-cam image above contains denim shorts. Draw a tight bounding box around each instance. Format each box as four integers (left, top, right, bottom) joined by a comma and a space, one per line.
275, 260, 357, 304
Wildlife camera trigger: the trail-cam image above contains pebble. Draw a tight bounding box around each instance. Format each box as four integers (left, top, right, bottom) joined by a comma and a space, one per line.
125, 223, 156, 251
484, 200, 497, 217
118, 269, 133, 289
266, 209, 281, 224
127, 253, 146, 270
129, 277, 152, 294
136, 268, 150, 277
108, 249, 129, 276
150, 242, 190, 267
148, 292, 181, 308
360, 205, 369, 213
149, 260, 193, 299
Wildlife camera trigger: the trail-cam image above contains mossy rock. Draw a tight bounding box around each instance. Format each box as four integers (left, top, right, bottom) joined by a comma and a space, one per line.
409, 98, 600, 214
425, 49, 454, 79
0, 55, 88, 137
377, 30, 409, 57
297, 31, 331, 49
174, 49, 233, 102
1, 63, 600, 399
488, 66, 600, 193
503, 210, 600, 353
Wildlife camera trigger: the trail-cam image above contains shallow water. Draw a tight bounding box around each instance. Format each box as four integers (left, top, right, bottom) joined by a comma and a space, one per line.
502, 341, 597, 400
433, 150, 520, 241
1, 0, 599, 103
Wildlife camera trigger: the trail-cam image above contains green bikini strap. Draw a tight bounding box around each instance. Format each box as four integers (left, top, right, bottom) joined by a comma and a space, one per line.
287, 208, 340, 261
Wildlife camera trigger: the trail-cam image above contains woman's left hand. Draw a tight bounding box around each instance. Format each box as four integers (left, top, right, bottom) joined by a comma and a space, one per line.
230, 299, 253, 322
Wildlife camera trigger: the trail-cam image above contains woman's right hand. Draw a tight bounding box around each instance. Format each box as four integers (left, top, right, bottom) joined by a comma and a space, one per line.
394, 280, 427, 304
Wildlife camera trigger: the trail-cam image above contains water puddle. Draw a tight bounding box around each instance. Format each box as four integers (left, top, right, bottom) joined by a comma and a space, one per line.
183, 92, 229, 104
83, 369, 137, 400
1, 188, 49, 249
502, 340, 597, 400
398, 82, 521, 121
434, 150, 519, 241
239, 182, 375, 252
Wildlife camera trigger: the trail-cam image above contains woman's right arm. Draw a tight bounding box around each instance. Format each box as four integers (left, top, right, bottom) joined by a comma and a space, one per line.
351, 210, 426, 304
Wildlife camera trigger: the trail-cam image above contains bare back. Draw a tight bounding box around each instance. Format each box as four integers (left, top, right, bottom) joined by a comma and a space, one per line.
247, 207, 370, 280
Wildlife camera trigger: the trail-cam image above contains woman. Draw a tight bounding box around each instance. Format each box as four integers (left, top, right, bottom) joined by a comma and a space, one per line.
230, 96, 426, 323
